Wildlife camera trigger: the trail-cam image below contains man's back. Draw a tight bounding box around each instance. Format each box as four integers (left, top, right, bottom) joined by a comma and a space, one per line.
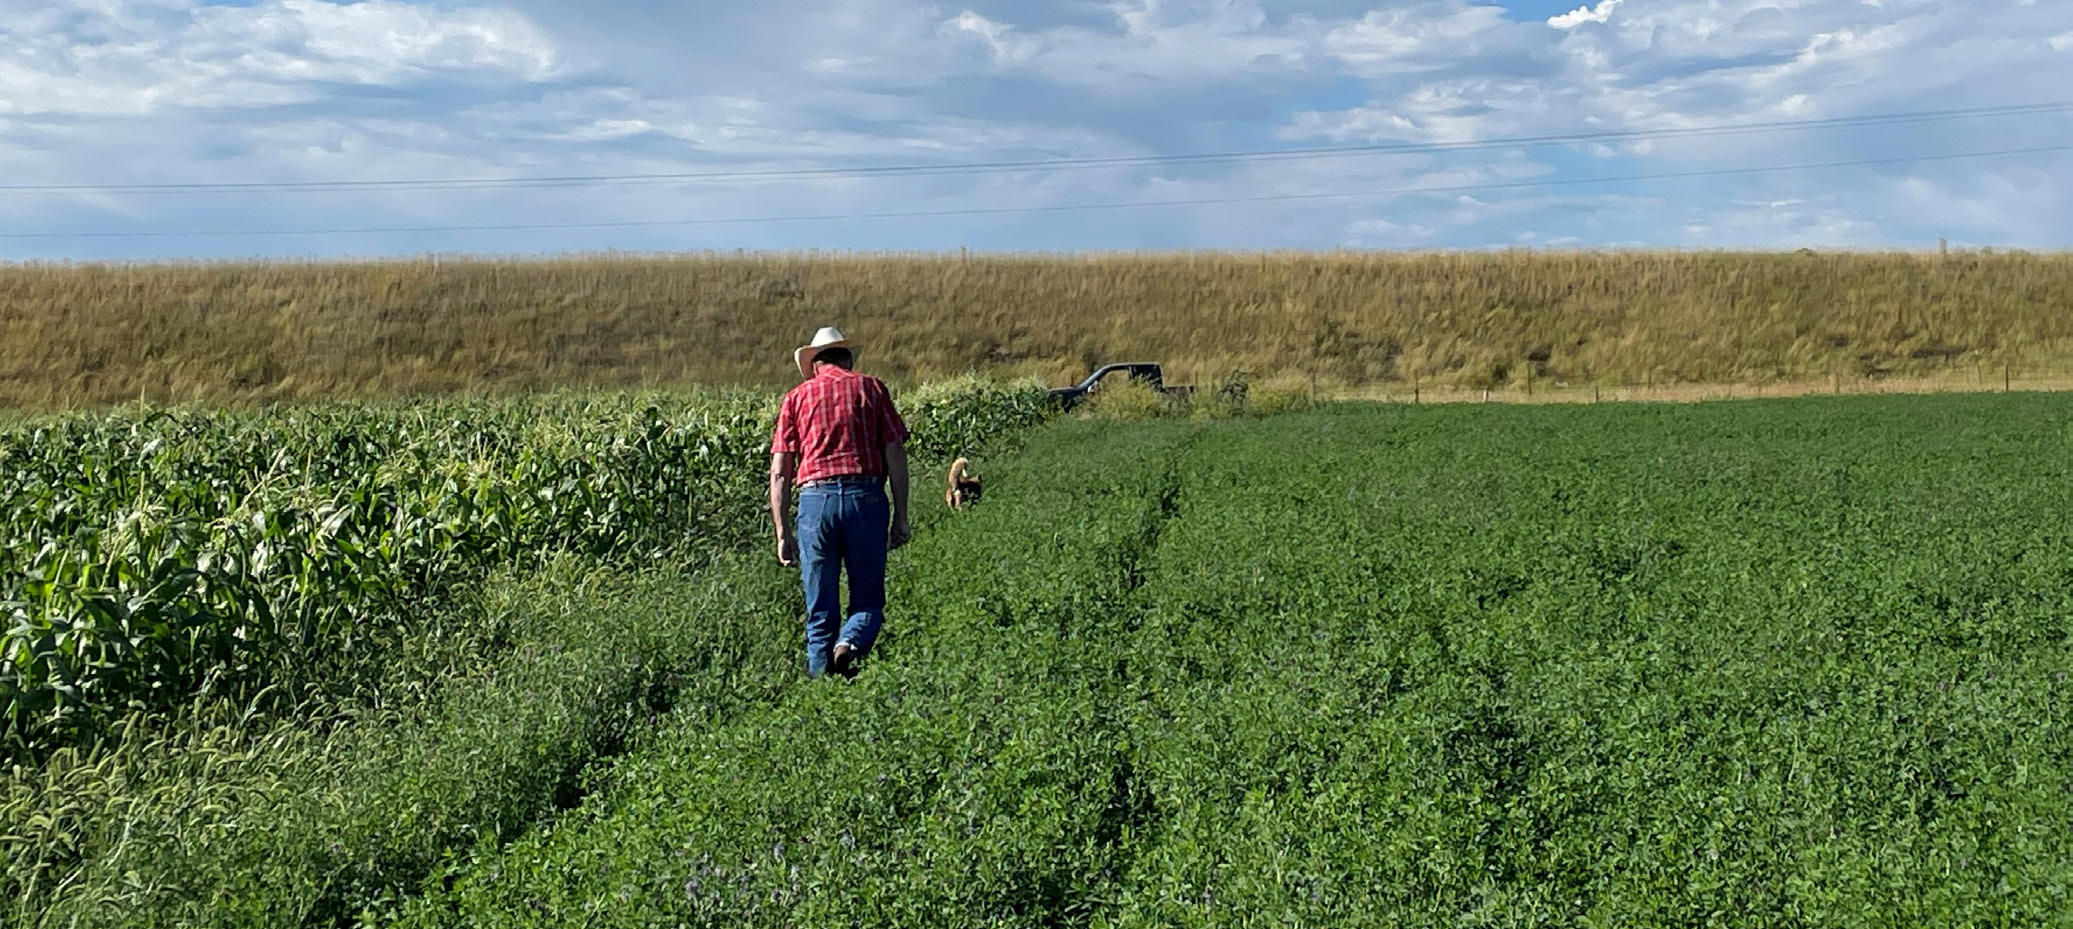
776, 366, 904, 485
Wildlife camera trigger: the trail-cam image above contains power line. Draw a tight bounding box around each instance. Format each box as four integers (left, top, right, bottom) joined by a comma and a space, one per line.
4, 144, 2063, 241
3, 101, 2070, 197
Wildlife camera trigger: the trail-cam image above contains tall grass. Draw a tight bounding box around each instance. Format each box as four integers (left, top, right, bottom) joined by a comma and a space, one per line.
5, 250, 2072, 407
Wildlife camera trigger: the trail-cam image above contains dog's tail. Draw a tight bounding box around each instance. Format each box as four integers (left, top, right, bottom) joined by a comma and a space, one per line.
946, 457, 973, 509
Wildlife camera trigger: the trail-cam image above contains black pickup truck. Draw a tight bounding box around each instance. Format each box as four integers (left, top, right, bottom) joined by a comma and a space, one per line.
1046, 363, 1194, 410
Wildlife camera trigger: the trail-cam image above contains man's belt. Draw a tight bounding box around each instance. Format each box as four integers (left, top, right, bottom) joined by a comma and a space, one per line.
799, 474, 883, 489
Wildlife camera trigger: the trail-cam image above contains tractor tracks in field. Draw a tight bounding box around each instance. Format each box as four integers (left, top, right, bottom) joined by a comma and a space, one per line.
952, 428, 1200, 925
1074, 430, 1201, 921
382, 428, 1206, 928
1115, 431, 1198, 618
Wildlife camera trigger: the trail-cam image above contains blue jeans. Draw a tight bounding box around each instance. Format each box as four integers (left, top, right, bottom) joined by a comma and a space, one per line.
796, 480, 890, 677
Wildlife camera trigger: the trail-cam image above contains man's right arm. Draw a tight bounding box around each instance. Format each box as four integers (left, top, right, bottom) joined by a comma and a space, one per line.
771, 452, 799, 566
769, 396, 800, 567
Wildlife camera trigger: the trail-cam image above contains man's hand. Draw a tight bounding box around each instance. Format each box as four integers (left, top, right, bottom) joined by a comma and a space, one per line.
777, 533, 799, 567
889, 517, 912, 552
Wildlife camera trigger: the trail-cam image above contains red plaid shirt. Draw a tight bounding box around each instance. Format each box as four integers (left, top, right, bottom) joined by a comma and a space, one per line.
771, 367, 909, 485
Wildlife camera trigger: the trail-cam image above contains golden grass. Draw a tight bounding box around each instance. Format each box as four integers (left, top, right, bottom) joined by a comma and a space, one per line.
4, 250, 2072, 409
1331, 367, 2073, 406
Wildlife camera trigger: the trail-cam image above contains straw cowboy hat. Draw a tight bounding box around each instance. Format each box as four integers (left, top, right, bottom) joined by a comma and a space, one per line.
794, 326, 855, 379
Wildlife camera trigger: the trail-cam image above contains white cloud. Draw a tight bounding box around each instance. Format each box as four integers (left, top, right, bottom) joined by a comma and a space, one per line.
945, 10, 1019, 60
1549, 0, 1622, 30
4, 0, 2072, 260
1344, 217, 1436, 245
0, 0, 560, 117
1298, 0, 2073, 248
1324, 4, 1513, 73
942, 0, 1312, 87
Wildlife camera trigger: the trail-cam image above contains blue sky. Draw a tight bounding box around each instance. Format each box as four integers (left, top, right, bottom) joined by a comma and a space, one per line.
2, 0, 2070, 260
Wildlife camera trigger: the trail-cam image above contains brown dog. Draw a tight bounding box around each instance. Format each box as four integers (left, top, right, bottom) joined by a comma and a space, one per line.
945, 457, 983, 510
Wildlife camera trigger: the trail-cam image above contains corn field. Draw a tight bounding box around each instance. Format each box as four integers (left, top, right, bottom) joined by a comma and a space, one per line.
0, 382, 1051, 760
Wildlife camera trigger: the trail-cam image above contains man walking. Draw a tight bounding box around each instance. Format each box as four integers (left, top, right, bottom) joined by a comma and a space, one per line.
770, 327, 913, 679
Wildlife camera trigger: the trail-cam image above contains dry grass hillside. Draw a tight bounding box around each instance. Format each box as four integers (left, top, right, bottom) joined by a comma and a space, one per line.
3, 250, 2071, 408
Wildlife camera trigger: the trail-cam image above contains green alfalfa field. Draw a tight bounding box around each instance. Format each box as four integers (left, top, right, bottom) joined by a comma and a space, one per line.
11, 386, 2073, 926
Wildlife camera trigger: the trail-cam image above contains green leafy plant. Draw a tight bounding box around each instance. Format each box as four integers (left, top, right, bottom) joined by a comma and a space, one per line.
393, 394, 2073, 928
